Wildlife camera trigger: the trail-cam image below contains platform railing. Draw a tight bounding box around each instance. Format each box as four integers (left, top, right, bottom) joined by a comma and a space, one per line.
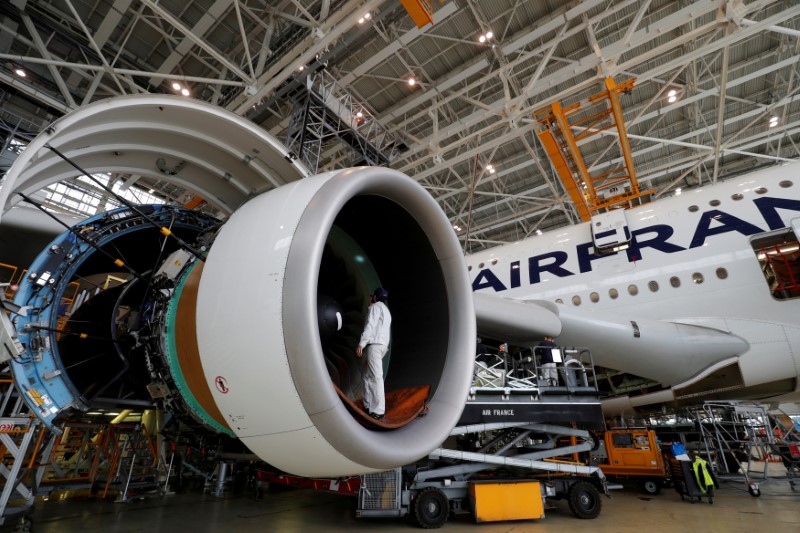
472, 346, 598, 395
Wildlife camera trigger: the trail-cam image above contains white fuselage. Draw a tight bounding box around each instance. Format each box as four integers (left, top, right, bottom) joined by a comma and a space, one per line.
467, 163, 800, 402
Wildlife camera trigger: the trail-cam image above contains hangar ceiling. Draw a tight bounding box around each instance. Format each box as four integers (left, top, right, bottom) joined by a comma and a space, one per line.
1, 0, 799, 252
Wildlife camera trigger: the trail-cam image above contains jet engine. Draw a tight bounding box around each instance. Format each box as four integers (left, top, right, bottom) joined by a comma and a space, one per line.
3, 98, 475, 478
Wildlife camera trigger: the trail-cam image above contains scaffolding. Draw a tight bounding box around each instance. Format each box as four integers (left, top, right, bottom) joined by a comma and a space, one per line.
535, 77, 652, 221
0, 367, 51, 529
285, 68, 404, 173
690, 401, 799, 496
35, 420, 161, 501
758, 241, 800, 299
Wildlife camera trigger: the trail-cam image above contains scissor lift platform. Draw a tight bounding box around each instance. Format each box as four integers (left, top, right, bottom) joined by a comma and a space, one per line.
356, 347, 608, 528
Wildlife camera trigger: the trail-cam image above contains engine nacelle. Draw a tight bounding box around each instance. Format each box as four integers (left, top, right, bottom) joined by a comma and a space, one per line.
8, 168, 475, 477
2, 95, 475, 478
191, 167, 475, 475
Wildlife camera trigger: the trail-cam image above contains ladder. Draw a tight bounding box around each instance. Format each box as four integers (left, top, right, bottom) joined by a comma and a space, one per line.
104, 423, 160, 501
691, 401, 779, 496
0, 368, 51, 528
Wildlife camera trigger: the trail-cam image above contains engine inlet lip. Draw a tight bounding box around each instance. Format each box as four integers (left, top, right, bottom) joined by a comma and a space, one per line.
284, 167, 475, 470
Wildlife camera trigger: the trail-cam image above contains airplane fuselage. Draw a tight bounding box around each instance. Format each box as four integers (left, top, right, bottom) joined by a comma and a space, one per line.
467, 164, 800, 403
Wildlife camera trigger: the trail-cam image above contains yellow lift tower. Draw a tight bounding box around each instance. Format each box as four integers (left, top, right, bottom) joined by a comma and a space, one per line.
535, 78, 652, 223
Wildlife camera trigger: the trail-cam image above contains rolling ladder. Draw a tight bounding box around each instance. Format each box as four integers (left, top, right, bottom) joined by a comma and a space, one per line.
691, 401, 799, 495
100, 423, 160, 502
0, 367, 52, 530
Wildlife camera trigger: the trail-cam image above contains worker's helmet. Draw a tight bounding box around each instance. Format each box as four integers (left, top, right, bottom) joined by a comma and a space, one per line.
373, 287, 389, 302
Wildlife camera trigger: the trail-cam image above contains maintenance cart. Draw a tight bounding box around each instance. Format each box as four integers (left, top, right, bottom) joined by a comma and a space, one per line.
356, 347, 610, 528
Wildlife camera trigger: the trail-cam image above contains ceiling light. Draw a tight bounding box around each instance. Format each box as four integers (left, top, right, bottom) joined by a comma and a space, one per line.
172, 82, 181, 91
479, 35, 486, 43
408, 78, 416, 86
536, 229, 542, 236
485, 31, 493, 39
769, 116, 779, 127
298, 65, 305, 72
356, 111, 363, 118
365, 13, 371, 20
667, 88, 679, 103
358, 17, 365, 24
675, 188, 682, 195
181, 88, 190, 96
148, 189, 154, 194
14, 68, 26, 77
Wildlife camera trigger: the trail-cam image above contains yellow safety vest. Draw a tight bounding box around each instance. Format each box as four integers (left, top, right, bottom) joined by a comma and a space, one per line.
692, 457, 714, 493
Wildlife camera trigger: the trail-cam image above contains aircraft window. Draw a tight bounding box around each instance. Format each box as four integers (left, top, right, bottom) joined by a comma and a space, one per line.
590, 292, 599, 303
648, 281, 659, 292
731, 193, 743, 201
709, 199, 720, 207
716, 267, 728, 279
479, 262, 484, 268
491, 259, 498, 265
751, 228, 800, 300
468, 266, 472, 271
670, 276, 681, 288
688, 205, 699, 212
628, 284, 638, 296
609, 288, 618, 299
693, 272, 704, 284
572, 295, 582, 306
555, 298, 564, 304
779, 180, 792, 188
754, 187, 767, 194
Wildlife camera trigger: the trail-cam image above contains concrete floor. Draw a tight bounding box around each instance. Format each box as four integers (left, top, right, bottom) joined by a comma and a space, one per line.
10, 478, 800, 533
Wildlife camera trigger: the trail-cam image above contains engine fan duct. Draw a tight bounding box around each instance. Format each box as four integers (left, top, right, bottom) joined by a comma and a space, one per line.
194, 167, 475, 476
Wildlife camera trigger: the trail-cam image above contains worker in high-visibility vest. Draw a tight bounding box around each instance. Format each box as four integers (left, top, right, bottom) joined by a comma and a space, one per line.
691, 453, 715, 493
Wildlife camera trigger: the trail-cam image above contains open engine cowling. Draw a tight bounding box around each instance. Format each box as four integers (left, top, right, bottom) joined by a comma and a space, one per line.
7, 166, 475, 478
2, 94, 475, 478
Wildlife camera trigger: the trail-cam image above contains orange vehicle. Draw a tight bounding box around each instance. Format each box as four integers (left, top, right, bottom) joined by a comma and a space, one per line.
593, 429, 668, 495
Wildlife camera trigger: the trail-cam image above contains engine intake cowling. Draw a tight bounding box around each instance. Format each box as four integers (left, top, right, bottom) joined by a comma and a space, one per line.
193, 167, 475, 476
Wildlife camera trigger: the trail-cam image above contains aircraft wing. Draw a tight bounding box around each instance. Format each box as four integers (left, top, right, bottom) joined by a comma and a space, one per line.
474, 293, 749, 387
473, 292, 561, 343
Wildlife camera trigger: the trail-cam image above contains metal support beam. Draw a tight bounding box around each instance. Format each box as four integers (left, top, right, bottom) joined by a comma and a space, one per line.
228, 0, 387, 114
0, 54, 248, 87
20, 15, 77, 109
140, 0, 253, 86
63, 0, 128, 94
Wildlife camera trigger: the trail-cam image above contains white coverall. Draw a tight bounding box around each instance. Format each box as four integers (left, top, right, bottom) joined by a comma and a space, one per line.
358, 301, 391, 416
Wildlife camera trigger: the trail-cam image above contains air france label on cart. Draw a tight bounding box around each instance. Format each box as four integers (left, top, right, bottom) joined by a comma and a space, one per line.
483, 409, 515, 416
